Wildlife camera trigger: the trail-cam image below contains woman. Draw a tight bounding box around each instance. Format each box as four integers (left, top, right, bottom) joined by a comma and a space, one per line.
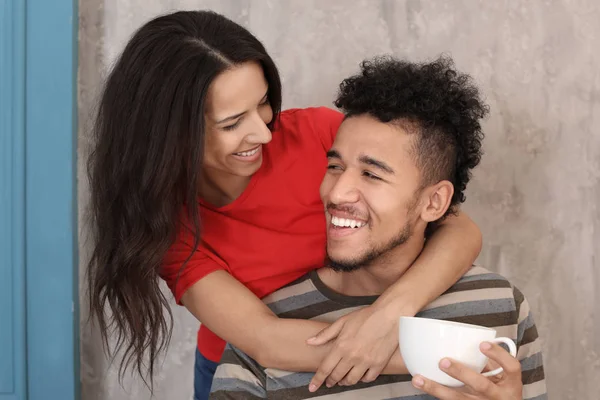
87, 10, 486, 399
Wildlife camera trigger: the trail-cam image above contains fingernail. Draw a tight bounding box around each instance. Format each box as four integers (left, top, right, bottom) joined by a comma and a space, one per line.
309, 384, 317, 392
413, 376, 424, 387
481, 341, 492, 351
326, 382, 333, 388
306, 337, 316, 344
440, 358, 452, 369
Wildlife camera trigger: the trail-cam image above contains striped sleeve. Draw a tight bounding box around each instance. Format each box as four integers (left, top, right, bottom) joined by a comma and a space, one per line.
209, 344, 267, 399
513, 286, 547, 400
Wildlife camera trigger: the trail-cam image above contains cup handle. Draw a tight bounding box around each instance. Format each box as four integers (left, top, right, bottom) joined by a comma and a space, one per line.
481, 337, 517, 378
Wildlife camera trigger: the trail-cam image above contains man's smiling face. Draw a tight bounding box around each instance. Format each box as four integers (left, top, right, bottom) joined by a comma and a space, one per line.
320, 114, 424, 271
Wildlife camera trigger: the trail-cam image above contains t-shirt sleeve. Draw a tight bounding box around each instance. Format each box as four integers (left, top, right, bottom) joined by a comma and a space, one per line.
209, 344, 267, 399
309, 106, 344, 151
160, 225, 228, 305
513, 286, 548, 400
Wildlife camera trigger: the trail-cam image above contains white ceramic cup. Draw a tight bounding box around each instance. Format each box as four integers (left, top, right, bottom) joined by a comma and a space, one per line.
399, 316, 517, 387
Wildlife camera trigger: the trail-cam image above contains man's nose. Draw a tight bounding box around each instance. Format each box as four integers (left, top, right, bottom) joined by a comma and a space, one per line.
328, 171, 360, 205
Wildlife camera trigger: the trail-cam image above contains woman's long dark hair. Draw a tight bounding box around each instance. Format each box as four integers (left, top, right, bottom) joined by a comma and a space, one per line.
86, 10, 282, 386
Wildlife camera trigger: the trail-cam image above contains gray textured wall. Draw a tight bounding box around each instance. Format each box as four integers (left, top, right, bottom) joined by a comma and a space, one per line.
78, 1, 600, 399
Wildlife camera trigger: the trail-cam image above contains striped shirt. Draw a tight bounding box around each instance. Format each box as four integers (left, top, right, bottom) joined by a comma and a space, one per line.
210, 266, 547, 399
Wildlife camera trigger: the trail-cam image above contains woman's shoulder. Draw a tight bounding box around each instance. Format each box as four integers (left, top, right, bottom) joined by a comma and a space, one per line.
274, 107, 344, 149
278, 106, 343, 126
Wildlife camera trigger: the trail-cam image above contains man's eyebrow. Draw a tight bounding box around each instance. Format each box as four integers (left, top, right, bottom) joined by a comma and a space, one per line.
359, 154, 395, 174
326, 150, 341, 159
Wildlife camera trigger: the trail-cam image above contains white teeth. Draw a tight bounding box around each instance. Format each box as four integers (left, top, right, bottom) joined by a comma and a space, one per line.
235, 147, 259, 157
331, 216, 365, 228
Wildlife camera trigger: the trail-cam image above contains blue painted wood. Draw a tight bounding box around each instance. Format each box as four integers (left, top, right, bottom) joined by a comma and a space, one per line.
24, 0, 79, 399
0, 0, 27, 399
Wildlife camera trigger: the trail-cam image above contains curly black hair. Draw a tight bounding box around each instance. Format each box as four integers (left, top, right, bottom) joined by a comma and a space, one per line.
334, 55, 488, 221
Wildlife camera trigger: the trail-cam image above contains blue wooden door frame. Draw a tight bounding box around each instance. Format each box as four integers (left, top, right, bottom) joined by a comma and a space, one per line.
1, 1, 79, 400
1, 1, 27, 399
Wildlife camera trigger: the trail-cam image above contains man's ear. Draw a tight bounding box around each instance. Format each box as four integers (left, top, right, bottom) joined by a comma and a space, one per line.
419, 180, 454, 222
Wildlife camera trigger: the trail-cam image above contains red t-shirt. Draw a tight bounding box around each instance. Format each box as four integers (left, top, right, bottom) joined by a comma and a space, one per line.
160, 107, 344, 362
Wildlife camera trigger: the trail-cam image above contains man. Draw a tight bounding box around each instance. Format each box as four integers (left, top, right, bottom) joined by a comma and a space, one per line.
209, 56, 547, 399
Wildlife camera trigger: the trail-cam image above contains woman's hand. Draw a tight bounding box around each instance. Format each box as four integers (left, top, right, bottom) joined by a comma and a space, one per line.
411, 342, 523, 399
306, 304, 400, 392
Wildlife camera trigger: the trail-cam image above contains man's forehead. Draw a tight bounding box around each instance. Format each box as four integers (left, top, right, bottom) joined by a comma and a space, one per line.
332, 115, 413, 162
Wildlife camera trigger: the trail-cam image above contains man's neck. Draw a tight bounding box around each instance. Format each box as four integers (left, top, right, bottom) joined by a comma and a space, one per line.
319, 236, 426, 297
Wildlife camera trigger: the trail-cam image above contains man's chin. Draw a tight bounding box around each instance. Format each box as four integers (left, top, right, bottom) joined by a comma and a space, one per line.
327, 255, 366, 273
